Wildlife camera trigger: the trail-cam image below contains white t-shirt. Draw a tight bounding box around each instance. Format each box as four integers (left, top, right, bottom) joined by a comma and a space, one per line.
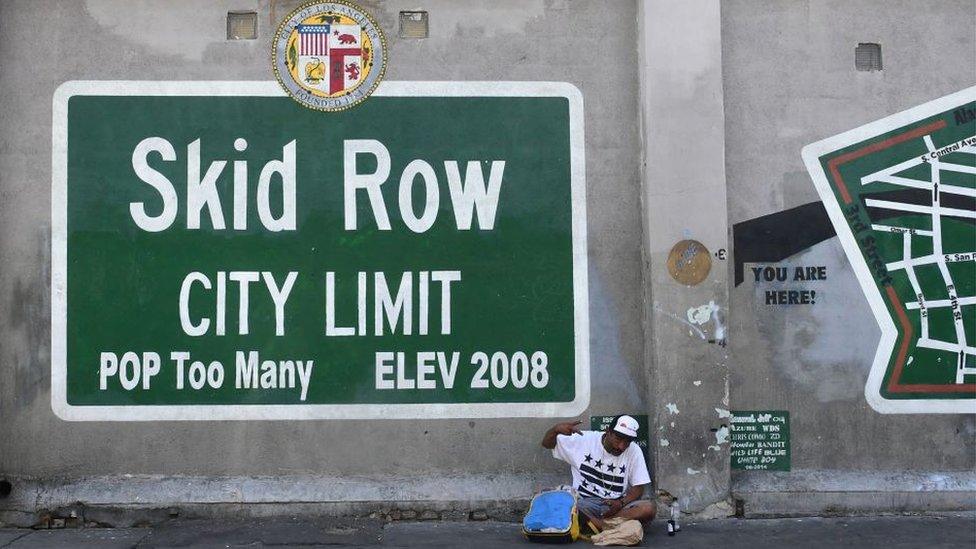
552, 431, 651, 499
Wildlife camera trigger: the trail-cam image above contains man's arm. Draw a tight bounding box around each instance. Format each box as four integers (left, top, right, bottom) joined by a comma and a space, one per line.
602, 484, 645, 518
620, 484, 644, 505
541, 420, 583, 449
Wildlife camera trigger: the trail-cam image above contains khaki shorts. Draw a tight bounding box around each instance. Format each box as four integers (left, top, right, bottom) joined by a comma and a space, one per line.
576, 497, 644, 517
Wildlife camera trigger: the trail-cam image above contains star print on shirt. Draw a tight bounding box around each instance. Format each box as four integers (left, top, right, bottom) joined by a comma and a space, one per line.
619, 465, 626, 473
607, 463, 617, 473
583, 454, 593, 463
594, 459, 603, 469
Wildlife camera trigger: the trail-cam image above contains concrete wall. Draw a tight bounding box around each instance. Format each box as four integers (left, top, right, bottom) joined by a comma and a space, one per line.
0, 0, 973, 525
0, 0, 647, 524
640, 0, 732, 516
723, 0, 976, 515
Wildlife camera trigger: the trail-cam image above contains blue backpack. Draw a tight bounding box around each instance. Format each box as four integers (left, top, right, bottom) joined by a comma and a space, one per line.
522, 487, 580, 543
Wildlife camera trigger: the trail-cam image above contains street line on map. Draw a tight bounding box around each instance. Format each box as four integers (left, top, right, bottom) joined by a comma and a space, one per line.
886, 253, 974, 271
861, 157, 922, 184
939, 163, 976, 175
915, 337, 976, 355
861, 174, 976, 198
958, 351, 976, 385
938, 184, 976, 197
871, 224, 933, 236
864, 199, 976, 219
863, 174, 932, 190
925, 135, 969, 352
906, 296, 976, 309
958, 352, 965, 385
902, 232, 930, 339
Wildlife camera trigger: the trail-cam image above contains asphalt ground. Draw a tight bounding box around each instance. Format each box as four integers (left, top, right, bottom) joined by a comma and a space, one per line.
0, 513, 973, 548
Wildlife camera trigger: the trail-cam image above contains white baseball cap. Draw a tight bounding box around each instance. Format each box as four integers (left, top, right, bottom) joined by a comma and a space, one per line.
611, 415, 639, 439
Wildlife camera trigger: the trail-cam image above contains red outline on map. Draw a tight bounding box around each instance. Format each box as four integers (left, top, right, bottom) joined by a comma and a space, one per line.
827, 119, 975, 395
828, 120, 947, 204
884, 286, 975, 393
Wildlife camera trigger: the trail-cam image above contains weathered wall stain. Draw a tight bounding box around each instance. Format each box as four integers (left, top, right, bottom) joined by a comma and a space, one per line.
85, 0, 231, 61
588, 267, 646, 410
656, 302, 726, 345
656, 306, 707, 340
687, 302, 717, 325
4, 230, 51, 412
755, 240, 879, 402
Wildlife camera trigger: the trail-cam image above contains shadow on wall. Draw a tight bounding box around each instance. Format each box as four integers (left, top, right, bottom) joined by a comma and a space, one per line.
4, 230, 51, 413
732, 202, 834, 287
752, 238, 879, 402
588, 264, 644, 410
732, 203, 880, 402
732, 197, 976, 287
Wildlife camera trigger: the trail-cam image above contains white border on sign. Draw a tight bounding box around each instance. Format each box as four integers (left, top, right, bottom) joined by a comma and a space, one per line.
801, 85, 976, 414
51, 80, 589, 421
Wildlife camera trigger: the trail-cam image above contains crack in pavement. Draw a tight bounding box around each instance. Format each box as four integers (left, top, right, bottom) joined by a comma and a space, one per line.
0, 531, 31, 548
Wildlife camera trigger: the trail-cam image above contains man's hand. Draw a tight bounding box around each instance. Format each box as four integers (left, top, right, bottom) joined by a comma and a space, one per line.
602, 498, 624, 518
541, 420, 583, 449
554, 420, 583, 436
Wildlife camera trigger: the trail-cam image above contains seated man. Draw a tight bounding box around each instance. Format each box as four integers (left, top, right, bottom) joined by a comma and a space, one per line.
541, 415, 656, 531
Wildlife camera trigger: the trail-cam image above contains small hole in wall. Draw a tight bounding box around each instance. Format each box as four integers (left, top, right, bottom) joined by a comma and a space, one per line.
227, 11, 258, 40
0, 479, 11, 498
399, 11, 429, 39
734, 498, 745, 517
855, 43, 882, 71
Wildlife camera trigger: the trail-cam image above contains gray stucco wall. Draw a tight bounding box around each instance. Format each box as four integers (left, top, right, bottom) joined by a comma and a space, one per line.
640, 0, 732, 516
0, 0, 645, 515
0, 0, 973, 524
723, 0, 976, 510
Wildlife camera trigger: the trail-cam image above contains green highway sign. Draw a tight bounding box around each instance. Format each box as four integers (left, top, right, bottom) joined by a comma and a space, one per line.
52, 81, 589, 421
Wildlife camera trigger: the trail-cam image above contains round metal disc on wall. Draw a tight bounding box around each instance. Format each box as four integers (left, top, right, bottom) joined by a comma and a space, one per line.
666, 239, 711, 286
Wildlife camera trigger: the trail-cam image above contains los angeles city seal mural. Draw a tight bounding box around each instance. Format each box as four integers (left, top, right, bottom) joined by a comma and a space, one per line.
273, 1, 387, 111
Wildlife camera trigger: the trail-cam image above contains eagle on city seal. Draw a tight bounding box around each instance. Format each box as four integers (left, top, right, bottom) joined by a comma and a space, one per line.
273, 0, 387, 111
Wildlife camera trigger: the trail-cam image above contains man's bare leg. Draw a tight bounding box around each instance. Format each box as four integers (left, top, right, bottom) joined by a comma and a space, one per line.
607, 501, 657, 526
582, 500, 657, 532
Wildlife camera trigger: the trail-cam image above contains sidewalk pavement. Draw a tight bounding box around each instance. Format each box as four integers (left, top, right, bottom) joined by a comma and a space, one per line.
0, 513, 972, 548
